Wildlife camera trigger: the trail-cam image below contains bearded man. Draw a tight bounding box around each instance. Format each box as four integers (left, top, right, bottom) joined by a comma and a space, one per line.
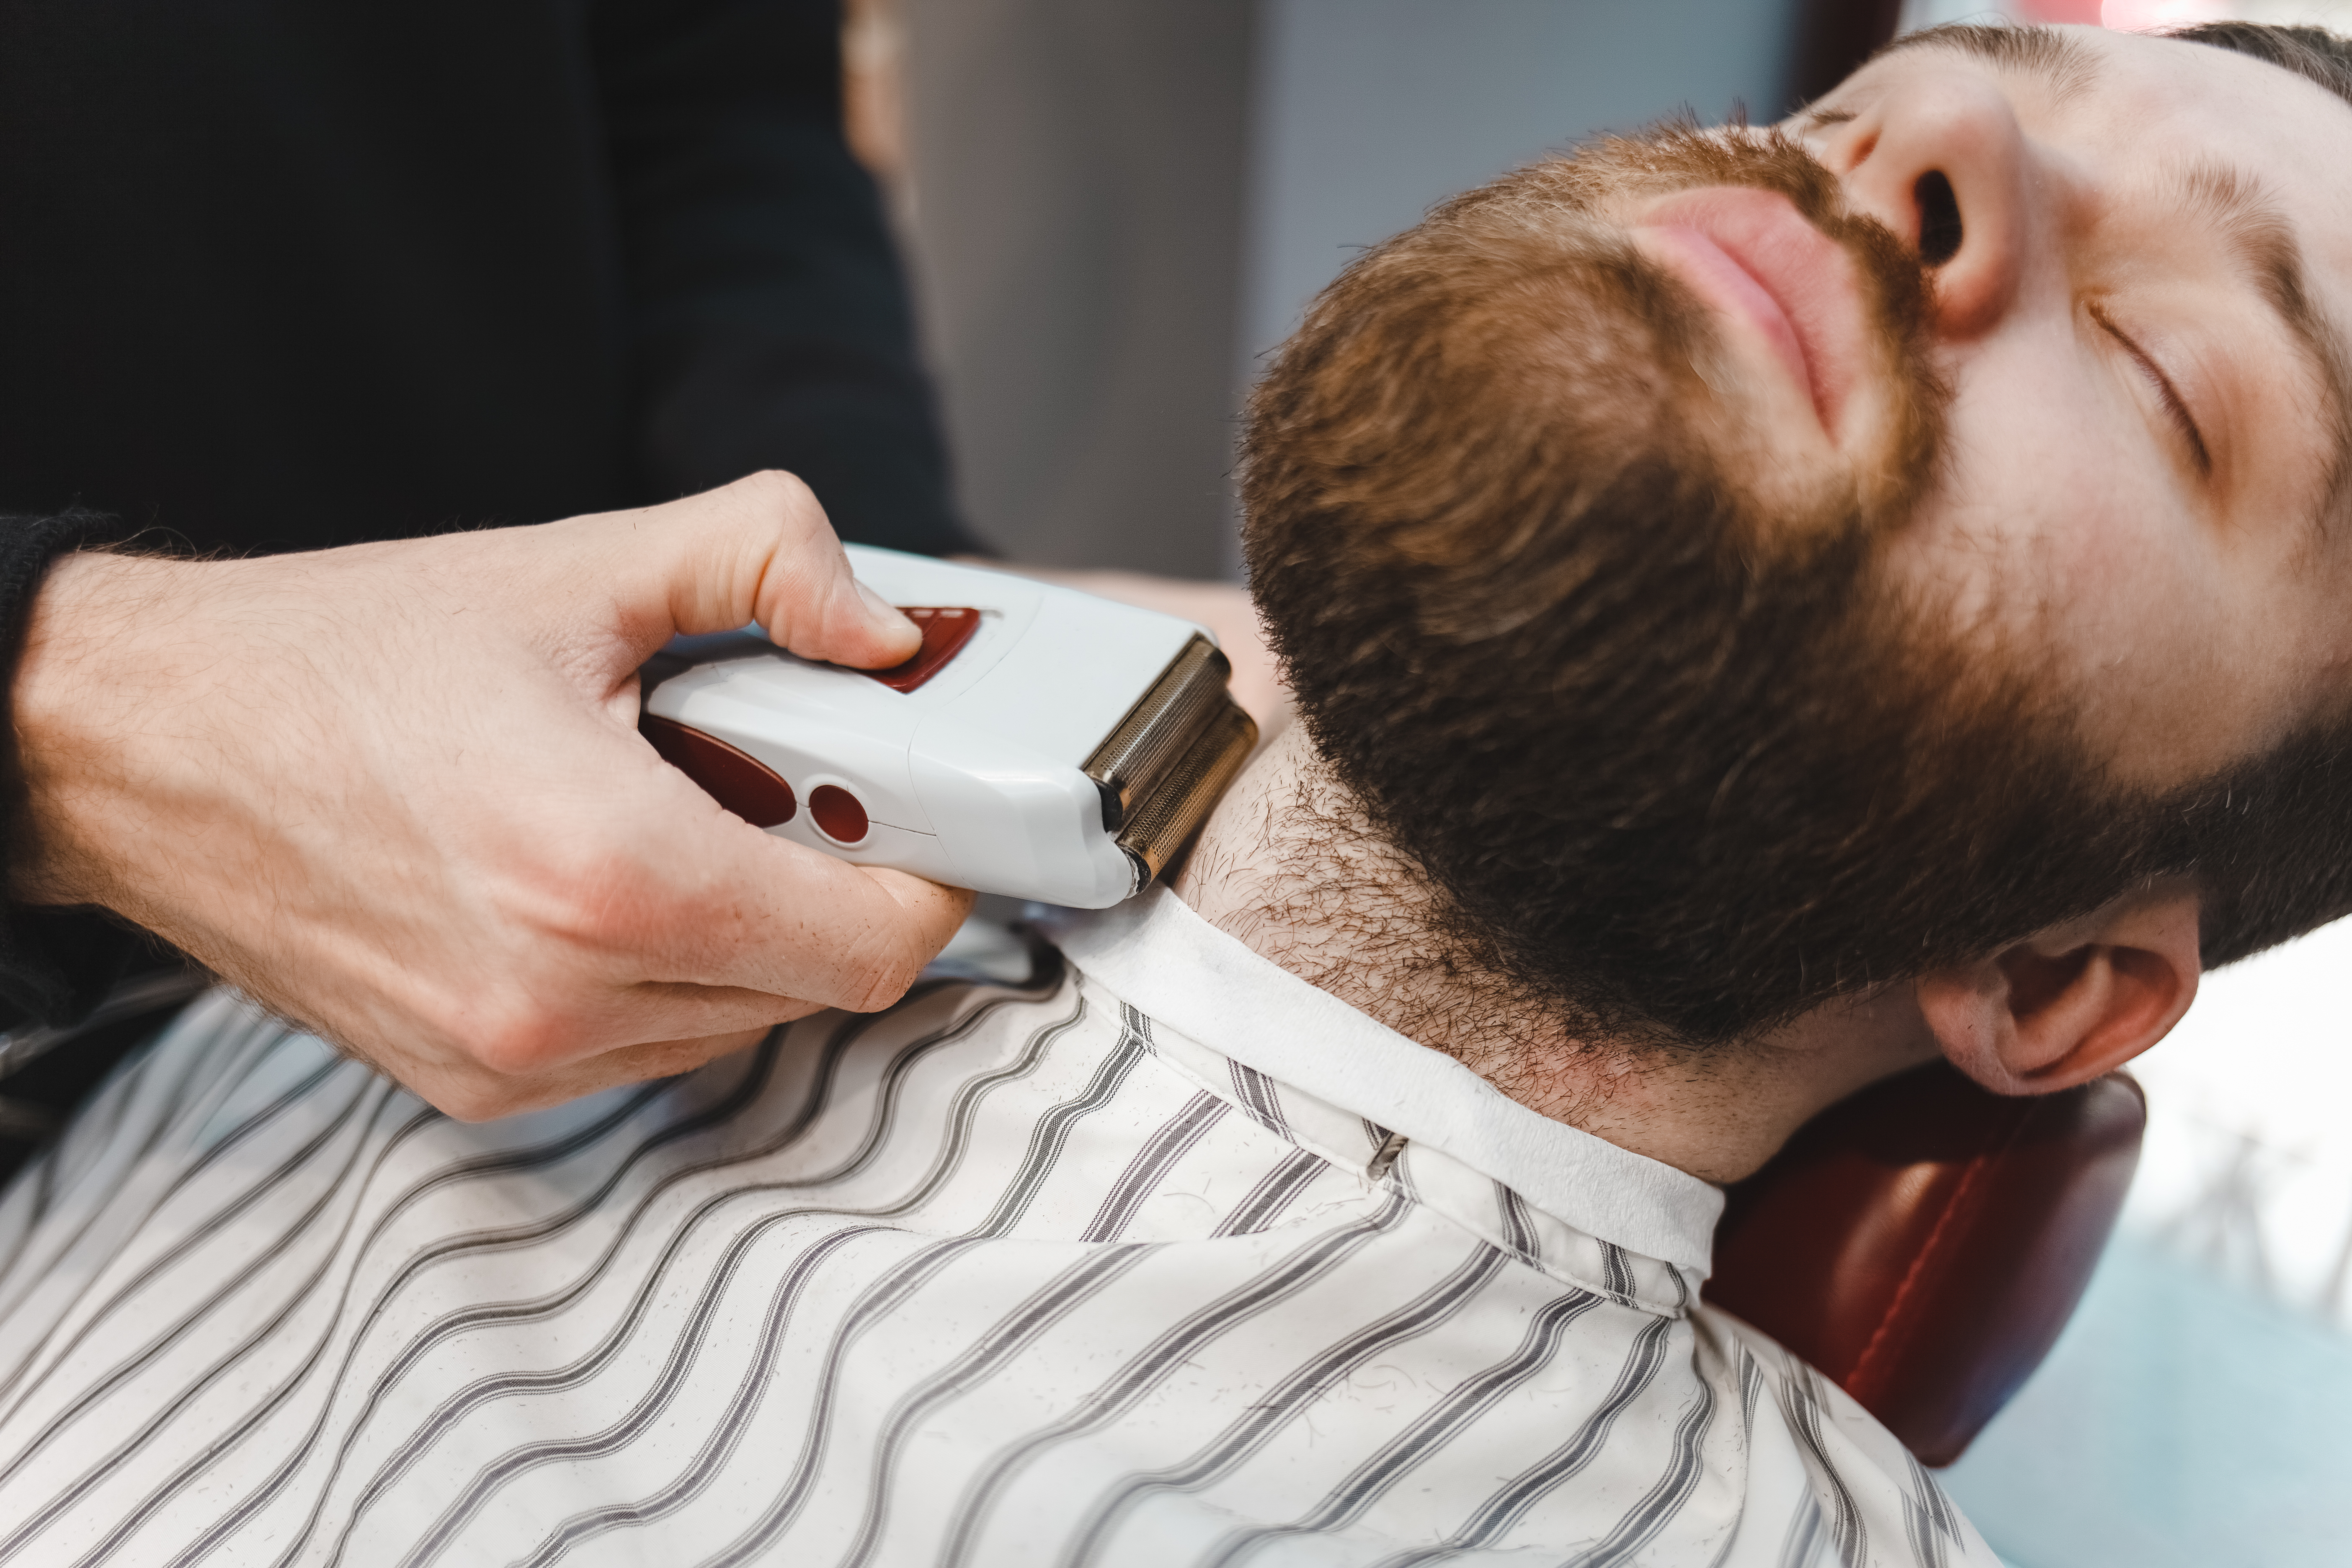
4, 21, 2350, 1567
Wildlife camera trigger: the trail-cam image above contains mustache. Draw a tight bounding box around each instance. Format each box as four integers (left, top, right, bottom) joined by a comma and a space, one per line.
1560, 122, 1950, 524
1572, 122, 1937, 351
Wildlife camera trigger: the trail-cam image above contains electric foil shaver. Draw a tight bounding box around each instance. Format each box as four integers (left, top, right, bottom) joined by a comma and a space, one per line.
637, 545, 1259, 908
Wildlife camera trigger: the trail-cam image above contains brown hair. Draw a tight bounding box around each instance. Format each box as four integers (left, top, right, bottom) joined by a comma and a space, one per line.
2173, 20, 2352, 105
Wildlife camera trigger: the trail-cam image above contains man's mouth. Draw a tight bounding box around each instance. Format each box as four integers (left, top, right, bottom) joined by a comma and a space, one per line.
1630, 187, 1869, 440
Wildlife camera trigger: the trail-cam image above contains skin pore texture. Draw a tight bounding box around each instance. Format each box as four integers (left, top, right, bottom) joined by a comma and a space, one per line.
1180, 24, 2352, 1183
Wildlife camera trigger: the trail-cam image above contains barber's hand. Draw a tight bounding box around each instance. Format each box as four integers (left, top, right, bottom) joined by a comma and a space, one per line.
10, 472, 974, 1119
957, 563, 1292, 738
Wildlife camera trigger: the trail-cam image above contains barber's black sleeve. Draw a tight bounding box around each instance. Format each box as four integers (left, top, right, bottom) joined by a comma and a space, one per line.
0, 514, 140, 1032
593, 0, 982, 556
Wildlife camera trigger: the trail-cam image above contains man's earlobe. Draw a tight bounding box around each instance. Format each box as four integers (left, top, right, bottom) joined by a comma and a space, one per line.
1914, 883, 2202, 1096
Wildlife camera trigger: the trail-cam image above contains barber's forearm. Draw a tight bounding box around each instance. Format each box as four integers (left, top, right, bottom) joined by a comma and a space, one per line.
2, 478, 974, 1118
11, 551, 188, 909
0, 514, 149, 1028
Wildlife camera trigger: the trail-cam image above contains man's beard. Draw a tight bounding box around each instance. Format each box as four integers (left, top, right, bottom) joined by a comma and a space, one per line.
1244, 122, 2352, 1051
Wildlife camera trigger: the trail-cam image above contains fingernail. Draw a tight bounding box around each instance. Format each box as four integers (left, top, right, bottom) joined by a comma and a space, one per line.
855, 580, 916, 637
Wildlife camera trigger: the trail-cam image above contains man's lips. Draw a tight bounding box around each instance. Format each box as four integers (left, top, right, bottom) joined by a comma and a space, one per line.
1631, 188, 1869, 438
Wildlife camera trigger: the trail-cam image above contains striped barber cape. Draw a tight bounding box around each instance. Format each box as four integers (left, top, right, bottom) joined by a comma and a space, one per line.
0, 888, 1994, 1568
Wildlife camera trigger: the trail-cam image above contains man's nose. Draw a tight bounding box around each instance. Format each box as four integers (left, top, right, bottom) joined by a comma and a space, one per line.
1821, 74, 2033, 339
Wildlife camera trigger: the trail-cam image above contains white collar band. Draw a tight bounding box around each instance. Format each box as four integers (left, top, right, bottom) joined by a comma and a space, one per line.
1050, 887, 1725, 1273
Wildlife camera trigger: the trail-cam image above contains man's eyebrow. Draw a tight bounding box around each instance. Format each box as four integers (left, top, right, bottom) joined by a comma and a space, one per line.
1872, 23, 2102, 104
2165, 160, 2352, 526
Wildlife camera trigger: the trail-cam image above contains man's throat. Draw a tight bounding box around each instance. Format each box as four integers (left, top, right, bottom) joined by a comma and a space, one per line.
1173, 725, 1940, 1184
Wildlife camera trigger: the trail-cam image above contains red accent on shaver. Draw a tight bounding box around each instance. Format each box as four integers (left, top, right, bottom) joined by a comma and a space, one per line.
640, 714, 797, 829
809, 786, 870, 845
861, 607, 981, 692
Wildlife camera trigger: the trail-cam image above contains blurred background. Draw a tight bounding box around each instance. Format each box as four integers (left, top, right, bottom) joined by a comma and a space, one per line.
853, 4, 2352, 1566
867, 0, 1807, 577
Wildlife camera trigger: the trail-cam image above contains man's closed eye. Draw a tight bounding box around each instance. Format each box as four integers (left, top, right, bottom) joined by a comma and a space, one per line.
2089, 298, 2212, 477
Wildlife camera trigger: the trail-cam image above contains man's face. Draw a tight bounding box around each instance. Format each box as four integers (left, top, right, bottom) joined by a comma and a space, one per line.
1245, 23, 2352, 1046
1645, 26, 2352, 789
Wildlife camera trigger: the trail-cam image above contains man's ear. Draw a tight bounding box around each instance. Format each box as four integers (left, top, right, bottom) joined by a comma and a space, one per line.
1914, 882, 2201, 1096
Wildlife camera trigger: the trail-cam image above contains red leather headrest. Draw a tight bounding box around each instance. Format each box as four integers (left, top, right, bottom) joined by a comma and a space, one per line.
1702, 1063, 2144, 1466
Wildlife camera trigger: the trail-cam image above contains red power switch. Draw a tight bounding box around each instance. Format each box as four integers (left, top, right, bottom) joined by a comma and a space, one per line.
640, 715, 798, 828
862, 607, 981, 693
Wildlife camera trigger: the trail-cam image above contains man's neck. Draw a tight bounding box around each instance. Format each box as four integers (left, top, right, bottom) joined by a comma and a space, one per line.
1173, 725, 1940, 1184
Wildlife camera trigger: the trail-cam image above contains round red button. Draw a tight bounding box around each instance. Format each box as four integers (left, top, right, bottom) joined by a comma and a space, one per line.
809, 785, 869, 845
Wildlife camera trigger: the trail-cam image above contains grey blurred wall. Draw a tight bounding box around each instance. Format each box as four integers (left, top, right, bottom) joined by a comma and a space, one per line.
1243, 0, 1802, 370
902, 1, 1801, 577
901, 0, 1255, 575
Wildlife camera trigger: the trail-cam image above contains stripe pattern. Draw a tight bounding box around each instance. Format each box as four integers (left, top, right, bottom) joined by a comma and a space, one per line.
0, 946, 1995, 1566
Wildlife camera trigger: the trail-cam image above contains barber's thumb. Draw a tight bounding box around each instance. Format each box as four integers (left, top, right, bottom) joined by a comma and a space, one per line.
622, 472, 920, 669
736, 503, 919, 671
749, 560, 921, 673
833, 579, 923, 667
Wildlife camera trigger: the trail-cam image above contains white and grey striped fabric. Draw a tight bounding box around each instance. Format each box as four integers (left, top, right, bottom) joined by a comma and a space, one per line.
0, 889, 1995, 1567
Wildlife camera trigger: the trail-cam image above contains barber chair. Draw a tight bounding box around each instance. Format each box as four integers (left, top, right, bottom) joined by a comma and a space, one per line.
1705, 1063, 2146, 1465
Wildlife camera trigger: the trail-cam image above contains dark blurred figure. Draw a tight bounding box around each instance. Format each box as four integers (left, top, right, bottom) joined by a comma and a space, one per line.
0, 0, 970, 555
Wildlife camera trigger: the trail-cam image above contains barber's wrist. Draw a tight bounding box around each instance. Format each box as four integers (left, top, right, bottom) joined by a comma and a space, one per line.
9, 550, 188, 908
